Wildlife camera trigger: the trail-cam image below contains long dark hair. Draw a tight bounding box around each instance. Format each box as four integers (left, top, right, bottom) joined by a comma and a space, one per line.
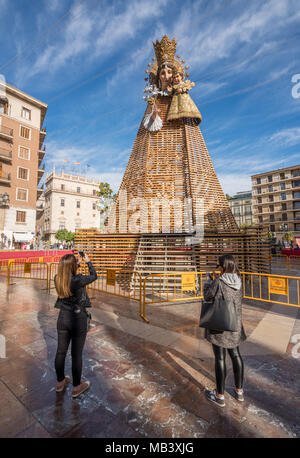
55, 254, 77, 298
218, 254, 240, 277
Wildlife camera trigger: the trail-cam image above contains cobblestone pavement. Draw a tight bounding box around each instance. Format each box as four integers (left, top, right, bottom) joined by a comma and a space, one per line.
0, 275, 299, 438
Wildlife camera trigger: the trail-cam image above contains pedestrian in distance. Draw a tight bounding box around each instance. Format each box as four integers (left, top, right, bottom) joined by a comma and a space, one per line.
203, 254, 246, 407
54, 253, 97, 398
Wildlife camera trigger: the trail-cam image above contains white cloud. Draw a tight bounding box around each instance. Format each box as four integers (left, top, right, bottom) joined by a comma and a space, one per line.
218, 173, 252, 196
269, 127, 300, 146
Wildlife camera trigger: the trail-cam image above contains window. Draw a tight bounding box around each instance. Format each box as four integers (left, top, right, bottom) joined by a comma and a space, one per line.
294, 212, 300, 220
18, 167, 29, 180
270, 225, 275, 232
281, 193, 286, 201
256, 178, 261, 185
293, 201, 300, 209
269, 205, 274, 212
92, 203, 96, 210
281, 183, 286, 190
257, 197, 262, 204
20, 126, 31, 139
282, 213, 287, 221
280, 173, 285, 180
258, 216, 263, 223
59, 223, 65, 230
292, 169, 300, 178
61, 199, 65, 207
258, 207, 262, 213
245, 206, 251, 214
76, 201, 80, 208
61, 184, 65, 191
293, 191, 300, 199
16, 210, 26, 223
77, 187, 80, 193
282, 203, 287, 211
0, 101, 8, 114
295, 224, 300, 231
292, 181, 300, 188
268, 185, 273, 192
18, 146, 30, 160
268, 175, 273, 182
269, 195, 274, 202
93, 189, 97, 196
257, 187, 261, 194
21, 107, 31, 120
269, 214, 274, 222
16, 188, 28, 201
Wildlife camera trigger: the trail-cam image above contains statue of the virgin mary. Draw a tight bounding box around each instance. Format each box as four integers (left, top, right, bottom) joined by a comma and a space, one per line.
110, 36, 238, 234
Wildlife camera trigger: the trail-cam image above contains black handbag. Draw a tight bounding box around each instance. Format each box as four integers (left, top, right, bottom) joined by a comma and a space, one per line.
199, 281, 238, 332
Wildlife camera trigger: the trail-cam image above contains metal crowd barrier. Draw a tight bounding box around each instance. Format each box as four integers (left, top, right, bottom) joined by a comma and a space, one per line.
141, 270, 300, 322
7, 261, 49, 287
4, 260, 300, 324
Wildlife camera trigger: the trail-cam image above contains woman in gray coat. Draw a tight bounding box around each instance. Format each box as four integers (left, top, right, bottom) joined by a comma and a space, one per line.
203, 254, 246, 407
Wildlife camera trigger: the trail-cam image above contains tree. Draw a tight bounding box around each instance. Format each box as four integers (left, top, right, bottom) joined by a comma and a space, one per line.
97, 182, 117, 214
226, 194, 232, 200
55, 229, 69, 242
55, 229, 75, 246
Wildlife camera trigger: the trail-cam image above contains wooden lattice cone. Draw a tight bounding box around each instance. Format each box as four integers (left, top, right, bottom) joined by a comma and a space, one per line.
107, 95, 238, 234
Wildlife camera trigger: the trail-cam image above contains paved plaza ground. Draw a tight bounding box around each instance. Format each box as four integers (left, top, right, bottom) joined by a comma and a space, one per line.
0, 268, 299, 438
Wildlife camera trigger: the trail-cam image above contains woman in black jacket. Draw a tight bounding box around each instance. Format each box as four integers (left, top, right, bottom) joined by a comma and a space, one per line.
54, 253, 97, 398
203, 254, 246, 408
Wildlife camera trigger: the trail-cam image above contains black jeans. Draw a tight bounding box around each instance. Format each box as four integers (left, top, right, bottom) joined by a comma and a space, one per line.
55, 310, 87, 387
212, 344, 244, 395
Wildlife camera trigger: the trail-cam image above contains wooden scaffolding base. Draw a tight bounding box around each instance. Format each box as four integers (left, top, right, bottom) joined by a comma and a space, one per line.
74, 226, 270, 276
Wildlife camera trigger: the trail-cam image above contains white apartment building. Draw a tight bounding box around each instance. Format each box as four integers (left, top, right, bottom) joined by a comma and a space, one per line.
43, 169, 101, 244
228, 191, 253, 227
252, 164, 300, 240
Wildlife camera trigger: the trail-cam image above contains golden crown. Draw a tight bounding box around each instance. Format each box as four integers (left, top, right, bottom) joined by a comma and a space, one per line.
153, 35, 177, 67
144, 36, 190, 82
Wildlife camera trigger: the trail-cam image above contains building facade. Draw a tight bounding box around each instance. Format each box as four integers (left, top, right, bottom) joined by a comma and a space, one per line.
0, 82, 47, 248
43, 169, 101, 244
252, 165, 300, 239
228, 191, 253, 227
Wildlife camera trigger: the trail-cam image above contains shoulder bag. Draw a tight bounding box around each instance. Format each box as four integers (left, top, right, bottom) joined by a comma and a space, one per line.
199, 280, 238, 332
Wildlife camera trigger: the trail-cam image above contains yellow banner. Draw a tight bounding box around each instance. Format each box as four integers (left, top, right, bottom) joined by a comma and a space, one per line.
269, 277, 288, 296
107, 269, 116, 286
181, 273, 196, 292
24, 263, 31, 274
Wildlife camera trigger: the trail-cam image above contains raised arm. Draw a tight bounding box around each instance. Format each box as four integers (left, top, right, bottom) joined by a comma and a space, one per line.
74, 262, 97, 288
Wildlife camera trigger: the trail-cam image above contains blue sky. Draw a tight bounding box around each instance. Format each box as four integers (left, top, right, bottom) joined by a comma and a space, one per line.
0, 0, 300, 195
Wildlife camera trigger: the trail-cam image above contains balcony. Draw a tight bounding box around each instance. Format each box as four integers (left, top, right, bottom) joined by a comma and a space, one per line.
0, 124, 13, 142
0, 147, 12, 162
37, 187, 43, 199
38, 146, 46, 167
39, 127, 46, 149
0, 171, 11, 185
37, 164, 45, 184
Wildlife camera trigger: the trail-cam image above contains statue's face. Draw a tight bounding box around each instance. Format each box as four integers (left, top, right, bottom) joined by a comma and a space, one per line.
159, 66, 173, 89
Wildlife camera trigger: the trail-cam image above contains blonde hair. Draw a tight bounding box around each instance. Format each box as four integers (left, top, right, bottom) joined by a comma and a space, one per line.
55, 254, 77, 298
